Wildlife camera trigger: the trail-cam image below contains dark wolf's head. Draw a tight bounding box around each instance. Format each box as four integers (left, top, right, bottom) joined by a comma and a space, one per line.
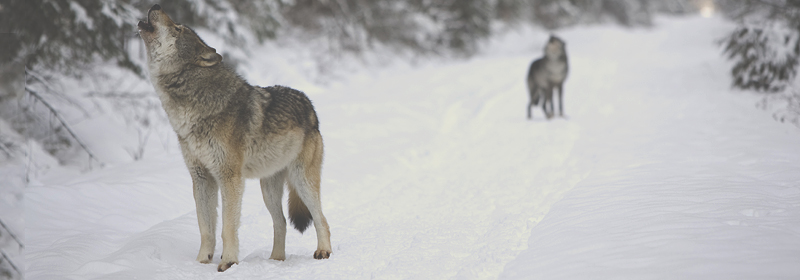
137, 4, 222, 75
544, 35, 567, 60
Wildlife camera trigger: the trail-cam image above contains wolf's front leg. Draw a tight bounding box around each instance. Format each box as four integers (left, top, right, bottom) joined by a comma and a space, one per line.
192, 166, 219, 264
260, 170, 288, 261
218, 171, 245, 272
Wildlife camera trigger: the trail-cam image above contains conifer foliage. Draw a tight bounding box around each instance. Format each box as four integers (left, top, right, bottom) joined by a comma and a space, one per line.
719, 1, 800, 92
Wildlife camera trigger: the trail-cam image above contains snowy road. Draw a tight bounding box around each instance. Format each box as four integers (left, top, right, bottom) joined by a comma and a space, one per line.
25, 16, 800, 279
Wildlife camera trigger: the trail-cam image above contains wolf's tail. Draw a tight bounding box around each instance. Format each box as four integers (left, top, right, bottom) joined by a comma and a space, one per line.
288, 187, 313, 233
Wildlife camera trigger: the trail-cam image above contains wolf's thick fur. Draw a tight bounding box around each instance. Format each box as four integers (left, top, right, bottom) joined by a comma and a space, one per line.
137, 4, 331, 272
527, 35, 569, 119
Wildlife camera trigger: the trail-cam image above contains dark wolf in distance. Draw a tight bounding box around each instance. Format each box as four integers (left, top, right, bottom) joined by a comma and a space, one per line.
527, 35, 569, 119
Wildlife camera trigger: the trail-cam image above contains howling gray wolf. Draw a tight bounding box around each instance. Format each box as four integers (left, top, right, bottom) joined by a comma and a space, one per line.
138, 4, 331, 272
527, 35, 569, 119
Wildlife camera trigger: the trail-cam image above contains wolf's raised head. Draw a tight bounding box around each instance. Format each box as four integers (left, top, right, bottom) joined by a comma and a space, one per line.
137, 4, 221, 76
544, 35, 567, 60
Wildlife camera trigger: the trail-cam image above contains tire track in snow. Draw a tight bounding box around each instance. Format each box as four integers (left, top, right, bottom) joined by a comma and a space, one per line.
313, 56, 594, 279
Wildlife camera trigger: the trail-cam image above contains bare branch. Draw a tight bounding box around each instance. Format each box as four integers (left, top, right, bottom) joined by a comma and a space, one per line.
0, 220, 22, 249
85, 91, 152, 99
24, 87, 104, 167
0, 140, 12, 157
25, 68, 90, 116
0, 249, 21, 277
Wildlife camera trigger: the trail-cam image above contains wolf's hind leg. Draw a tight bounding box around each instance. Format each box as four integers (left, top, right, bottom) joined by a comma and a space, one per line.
190, 165, 218, 264
288, 134, 332, 259
260, 170, 288, 261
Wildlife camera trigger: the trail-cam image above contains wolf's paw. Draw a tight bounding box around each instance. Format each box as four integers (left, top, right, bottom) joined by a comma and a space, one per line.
313, 249, 332, 259
197, 253, 213, 264
217, 261, 237, 272
196, 243, 215, 264
269, 253, 286, 261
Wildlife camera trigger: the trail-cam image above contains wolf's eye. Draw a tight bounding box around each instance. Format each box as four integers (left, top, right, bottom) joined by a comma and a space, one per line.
174, 27, 181, 32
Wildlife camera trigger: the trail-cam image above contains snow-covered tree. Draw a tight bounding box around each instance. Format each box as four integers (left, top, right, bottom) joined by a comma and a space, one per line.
1, 0, 143, 167
718, 0, 800, 92
722, 22, 799, 92
716, 0, 800, 127
0, 0, 142, 76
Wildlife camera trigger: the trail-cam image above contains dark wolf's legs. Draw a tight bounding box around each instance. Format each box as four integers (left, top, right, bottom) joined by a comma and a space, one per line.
527, 86, 540, 120
557, 84, 565, 117
260, 169, 288, 261
527, 97, 532, 120
542, 87, 554, 119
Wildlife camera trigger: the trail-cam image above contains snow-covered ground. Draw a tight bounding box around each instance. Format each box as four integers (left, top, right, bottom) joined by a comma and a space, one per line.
22, 15, 800, 279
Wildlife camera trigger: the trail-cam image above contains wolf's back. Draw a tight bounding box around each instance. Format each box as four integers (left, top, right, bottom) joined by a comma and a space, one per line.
259, 86, 320, 133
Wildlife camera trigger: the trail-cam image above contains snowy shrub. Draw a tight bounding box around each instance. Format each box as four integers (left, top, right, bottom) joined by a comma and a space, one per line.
721, 22, 800, 92
757, 90, 800, 128
716, 0, 800, 128
777, 91, 800, 127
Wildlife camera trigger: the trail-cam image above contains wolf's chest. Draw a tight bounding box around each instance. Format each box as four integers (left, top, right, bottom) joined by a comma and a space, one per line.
546, 61, 568, 81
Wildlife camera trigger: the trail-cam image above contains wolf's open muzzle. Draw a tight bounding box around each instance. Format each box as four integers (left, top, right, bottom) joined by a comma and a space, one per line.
137, 20, 154, 32
137, 4, 161, 33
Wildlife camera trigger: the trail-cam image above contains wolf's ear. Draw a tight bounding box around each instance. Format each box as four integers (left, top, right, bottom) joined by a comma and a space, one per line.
197, 47, 222, 67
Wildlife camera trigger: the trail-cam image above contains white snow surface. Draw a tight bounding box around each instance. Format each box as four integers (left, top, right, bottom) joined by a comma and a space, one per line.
24, 16, 800, 279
